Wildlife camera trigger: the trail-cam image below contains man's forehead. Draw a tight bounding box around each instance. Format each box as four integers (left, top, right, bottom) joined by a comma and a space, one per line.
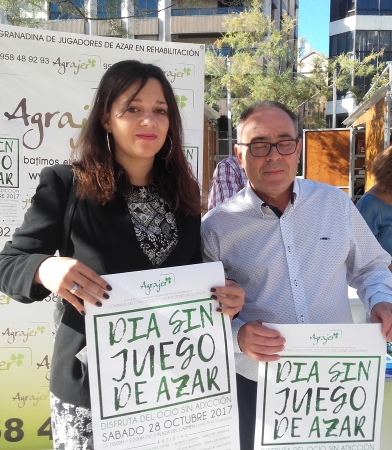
241, 108, 296, 136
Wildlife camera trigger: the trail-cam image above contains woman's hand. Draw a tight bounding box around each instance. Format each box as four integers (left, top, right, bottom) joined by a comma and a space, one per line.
33, 257, 112, 315
211, 279, 245, 319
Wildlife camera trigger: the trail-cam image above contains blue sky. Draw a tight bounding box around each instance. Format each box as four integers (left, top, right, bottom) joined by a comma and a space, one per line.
298, 0, 330, 55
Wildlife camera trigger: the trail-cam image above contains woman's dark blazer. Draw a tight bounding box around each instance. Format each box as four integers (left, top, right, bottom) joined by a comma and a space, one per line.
0, 165, 202, 408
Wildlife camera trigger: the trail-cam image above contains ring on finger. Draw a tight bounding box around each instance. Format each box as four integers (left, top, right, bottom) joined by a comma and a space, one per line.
70, 283, 80, 295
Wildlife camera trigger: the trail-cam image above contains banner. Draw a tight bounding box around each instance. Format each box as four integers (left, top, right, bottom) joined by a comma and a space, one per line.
0, 295, 55, 449
255, 323, 386, 450
85, 261, 240, 450
0, 23, 205, 449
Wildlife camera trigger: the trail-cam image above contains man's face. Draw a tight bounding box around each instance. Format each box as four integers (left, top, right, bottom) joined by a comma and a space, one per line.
235, 107, 302, 207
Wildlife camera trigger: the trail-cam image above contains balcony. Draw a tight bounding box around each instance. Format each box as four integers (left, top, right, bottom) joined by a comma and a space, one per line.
43, 5, 245, 37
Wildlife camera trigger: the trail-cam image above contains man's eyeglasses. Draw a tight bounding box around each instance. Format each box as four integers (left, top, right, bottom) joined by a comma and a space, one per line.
237, 139, 299, 157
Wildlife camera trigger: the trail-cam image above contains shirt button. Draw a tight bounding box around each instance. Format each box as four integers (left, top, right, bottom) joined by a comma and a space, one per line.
294, 279, 298, 286
300, 315, 305, 322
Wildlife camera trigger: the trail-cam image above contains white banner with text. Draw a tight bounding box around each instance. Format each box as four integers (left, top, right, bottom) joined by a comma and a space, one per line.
0, 23, 204, 449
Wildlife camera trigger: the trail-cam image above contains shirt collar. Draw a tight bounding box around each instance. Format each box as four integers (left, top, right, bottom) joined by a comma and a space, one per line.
292, 177, 299, 208
243, 178, 300, 217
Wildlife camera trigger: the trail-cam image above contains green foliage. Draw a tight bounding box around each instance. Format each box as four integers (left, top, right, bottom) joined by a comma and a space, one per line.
329, 51, 385, 104
205, 0, 386, 128
205, 0, 327, 128
0, 0, 46, 27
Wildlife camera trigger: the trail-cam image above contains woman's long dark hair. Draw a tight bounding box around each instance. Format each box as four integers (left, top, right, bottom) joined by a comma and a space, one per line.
71, 60, 200, 215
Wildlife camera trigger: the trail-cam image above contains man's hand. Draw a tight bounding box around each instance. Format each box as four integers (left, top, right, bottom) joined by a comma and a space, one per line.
237, 320, 286, 362
370, 302, 392, 341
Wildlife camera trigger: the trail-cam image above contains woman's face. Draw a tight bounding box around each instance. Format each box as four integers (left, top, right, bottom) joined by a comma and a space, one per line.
102, 78, 169, 169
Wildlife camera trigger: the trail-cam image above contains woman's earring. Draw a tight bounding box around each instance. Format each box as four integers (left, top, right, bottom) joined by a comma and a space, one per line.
160, 135, 172, 160
164, 135, 172, 159
106, 132, 112, 154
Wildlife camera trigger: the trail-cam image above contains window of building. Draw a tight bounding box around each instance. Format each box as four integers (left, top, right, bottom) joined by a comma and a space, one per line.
354, 29, 392, 92
355, 29, 392, 60
357, 0, 392, 14
135, 0, 158, 17
97, 0, 121, 18
379, 30, 391, 52
330, 0, 356, 21
172, 5, 243, 16
329, 31, 354, 57
380, 0, 392, 13
49, 0, 121, 20
49, 0, 84, 20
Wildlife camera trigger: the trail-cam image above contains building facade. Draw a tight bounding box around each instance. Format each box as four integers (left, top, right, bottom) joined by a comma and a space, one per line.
329, 0, 392, 126
39, 1, 298, 48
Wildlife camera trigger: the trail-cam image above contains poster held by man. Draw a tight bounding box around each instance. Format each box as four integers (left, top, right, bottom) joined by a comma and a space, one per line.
255, 323, 386, 450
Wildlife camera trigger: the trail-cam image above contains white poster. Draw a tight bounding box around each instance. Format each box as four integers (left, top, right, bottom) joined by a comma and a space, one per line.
255, 323, 386, 450
85, 261, 240, 450
0, 24, 205, 449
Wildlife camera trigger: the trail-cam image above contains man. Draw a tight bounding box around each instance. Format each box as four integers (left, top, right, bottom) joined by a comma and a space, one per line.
201, 100, 392, 449
207, 154, 247, 210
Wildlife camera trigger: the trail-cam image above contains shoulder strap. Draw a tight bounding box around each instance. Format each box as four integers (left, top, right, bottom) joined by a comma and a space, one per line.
60, 175, 78, 257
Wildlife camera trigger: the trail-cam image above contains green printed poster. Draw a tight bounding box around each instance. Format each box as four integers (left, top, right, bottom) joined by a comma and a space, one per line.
85, 261, 240, 450
255, 324, 386, 450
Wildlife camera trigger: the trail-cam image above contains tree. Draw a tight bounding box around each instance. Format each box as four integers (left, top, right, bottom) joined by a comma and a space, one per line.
330, 51, 386, 104
204, 0, 384, 129
204, 1, 326, 128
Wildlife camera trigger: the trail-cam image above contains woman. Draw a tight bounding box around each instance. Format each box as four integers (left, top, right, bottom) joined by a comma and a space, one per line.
357, 146, 392, 260
0, 60, 244, 449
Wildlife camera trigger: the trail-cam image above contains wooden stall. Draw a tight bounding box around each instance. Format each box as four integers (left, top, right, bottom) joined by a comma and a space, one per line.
303, 128, 351, 194
202, 104, 219, 210
343, 83, 391, 199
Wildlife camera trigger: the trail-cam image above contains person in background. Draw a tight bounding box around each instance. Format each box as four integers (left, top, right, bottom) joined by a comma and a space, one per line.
357, 146, 392, 263
0, 60, 244, 450
201, 100, 392, 450
207, 153, 247, 210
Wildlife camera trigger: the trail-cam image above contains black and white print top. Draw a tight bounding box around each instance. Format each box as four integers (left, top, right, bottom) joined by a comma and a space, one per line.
127, 185, 178, 267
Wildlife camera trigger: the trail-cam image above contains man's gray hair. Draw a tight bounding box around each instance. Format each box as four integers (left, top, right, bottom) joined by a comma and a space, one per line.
236, 101, 299, 142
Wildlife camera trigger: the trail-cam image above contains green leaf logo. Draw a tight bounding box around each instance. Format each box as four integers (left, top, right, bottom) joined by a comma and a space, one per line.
37, 326, 45, 334
88, 59, 96, 68
183, 68, 191, 76
165, 277, 172, 284
10, 354, 24, 367
175, 95, 187, 108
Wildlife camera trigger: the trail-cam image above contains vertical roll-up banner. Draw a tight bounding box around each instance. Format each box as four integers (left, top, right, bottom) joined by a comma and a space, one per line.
0, 24, 205, 449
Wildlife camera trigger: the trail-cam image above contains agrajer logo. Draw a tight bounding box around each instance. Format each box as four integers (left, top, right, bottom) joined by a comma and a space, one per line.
140, 273, 175, 295
309, 330, 342, 346
52, 56, 97, 75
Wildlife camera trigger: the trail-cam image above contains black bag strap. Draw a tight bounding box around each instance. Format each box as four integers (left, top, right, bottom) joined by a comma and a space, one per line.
55, 174, 78, 324
60, 175, 78, 257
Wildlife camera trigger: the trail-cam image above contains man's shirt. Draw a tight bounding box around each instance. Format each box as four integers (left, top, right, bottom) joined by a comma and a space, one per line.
202, 178, 392, 382
207, 155, 247, 210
